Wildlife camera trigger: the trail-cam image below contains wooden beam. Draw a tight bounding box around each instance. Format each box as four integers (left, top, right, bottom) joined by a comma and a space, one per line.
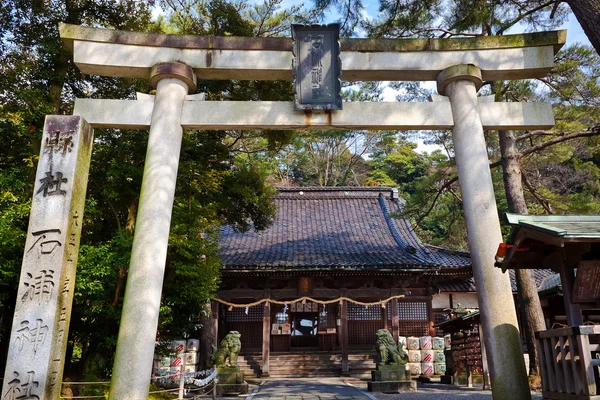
262, 290, 271, 377
340, 292, 349, 375
391, 299, 399, 344
560, 264, 583, 326
211, 300, 219, 348
73, 99, 555, 131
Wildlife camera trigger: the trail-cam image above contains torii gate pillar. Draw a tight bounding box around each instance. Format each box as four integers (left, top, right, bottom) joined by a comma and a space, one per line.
109, 63, 196, 400
438, 64, 530, 400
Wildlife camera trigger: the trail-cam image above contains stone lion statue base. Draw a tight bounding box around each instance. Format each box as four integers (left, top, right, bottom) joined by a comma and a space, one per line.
210, 331, 248, 395
369, 329, 416, 393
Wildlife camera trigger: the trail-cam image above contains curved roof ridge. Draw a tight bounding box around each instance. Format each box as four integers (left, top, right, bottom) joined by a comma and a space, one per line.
276, 186, 394, 191
378, 194, 428, 264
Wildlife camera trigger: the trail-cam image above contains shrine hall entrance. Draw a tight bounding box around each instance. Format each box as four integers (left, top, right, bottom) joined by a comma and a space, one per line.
270, 301, 339, 352
291, 311, 319, 348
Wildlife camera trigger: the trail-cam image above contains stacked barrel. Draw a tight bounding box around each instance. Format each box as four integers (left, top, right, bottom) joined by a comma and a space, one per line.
155, 339, 200, 380
403, 335, 450, 377
185, 339, 200, 374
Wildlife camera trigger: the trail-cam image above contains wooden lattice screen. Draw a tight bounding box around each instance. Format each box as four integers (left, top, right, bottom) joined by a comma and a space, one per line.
348, 303, 384, 347
398, 301, 429, 337
318, 303, 337, 331
221, 304, 264, 351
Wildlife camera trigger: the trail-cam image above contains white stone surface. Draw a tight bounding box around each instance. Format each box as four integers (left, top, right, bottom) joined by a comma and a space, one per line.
2, 116, 93, 400
72, 40, 556, 81
109, 78, 189, 400
444, 77, 530, 400
73, 99, 555, 131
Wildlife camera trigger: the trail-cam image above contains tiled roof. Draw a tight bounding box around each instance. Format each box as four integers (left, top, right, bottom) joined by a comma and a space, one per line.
435, 269, 556, 293
219, 187, 471, 271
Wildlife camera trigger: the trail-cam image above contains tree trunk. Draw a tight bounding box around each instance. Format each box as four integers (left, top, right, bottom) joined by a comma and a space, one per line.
499, 129, 547, 376
112, 201, 137, 307
566, 0, 600, 56
198, 303, 215, 369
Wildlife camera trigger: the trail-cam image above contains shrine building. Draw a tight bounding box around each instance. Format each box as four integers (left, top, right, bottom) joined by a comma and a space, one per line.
213, 186, 481, 377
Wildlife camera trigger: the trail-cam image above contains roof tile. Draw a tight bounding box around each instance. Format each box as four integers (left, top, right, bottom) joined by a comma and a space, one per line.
219, 187, 471, 271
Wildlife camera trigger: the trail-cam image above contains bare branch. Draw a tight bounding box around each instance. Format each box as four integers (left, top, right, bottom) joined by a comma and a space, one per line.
522, 172, 553, 213
519, 130, 600, 157
410, 27, 482, 37
516, 130, 554, 141
413, 176, 459, 225
496, 0, 557, 35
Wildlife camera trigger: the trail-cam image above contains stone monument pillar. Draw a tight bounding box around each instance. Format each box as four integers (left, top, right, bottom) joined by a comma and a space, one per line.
109, 63, 196, 400
2, 116, 94, 400
437, 64, 530, 400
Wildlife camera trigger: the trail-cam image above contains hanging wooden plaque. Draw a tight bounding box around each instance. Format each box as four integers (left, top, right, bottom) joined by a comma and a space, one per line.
292, 24, 342, 111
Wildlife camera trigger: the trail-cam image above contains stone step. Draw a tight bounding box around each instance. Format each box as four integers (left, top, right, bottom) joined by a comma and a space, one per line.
237, 352, 377, 378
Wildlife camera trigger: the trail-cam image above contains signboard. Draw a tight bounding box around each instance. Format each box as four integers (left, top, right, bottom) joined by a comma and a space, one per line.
292, 24, 342, 111
573, 260, 600, 303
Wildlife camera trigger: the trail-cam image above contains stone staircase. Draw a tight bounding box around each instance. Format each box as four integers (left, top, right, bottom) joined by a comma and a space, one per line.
238, 351, 376, 378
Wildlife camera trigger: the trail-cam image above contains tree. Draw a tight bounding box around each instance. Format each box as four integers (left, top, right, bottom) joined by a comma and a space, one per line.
0, 0, 308, 378
566, 1, 600, 56
0, 0, 154, 376
313, 0, 599, 377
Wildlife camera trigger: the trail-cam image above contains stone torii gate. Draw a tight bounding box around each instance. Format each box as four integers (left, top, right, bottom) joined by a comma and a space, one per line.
2, 23, 565, 400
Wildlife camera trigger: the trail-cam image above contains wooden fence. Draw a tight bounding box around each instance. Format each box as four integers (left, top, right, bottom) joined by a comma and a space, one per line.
536, 325, 600, 400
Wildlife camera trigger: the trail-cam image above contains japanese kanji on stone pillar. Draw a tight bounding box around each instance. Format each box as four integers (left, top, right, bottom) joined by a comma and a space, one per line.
2, 116, 93, 400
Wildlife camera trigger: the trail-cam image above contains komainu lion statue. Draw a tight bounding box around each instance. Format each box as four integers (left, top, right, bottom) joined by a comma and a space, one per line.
210, 331, 242, 368
375, 329, 408, 367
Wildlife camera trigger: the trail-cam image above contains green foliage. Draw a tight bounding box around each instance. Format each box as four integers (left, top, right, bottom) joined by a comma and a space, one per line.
0, 0, 292, 379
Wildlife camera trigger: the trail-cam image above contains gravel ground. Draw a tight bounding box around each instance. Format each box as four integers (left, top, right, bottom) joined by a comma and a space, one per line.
245, 378, 544, 400
343, 380, 544, 400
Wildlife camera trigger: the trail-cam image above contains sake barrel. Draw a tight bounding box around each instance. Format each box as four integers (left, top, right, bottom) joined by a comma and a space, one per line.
185, 352, 198, 365
171, 340, 186, 354
407, 336, 420, 350
408, 363, 421, 375
184, 364, 197, 373
432, 336, 445, 350
434, 350, 445, 363
171, 355, 184, 367
170, 364, 182, 373
444, 334, 452, 349
398, 336, 407, 350
421, 362, 434, 376
421, 349, 434, 363
159, 356, 171, 368
408, 350, 422, 363
187, 339, 200, 352
420, 336, 432, 349
434, 362, 447, 375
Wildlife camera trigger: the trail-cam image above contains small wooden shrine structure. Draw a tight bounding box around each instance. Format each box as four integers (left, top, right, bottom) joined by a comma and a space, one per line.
434, 310, 490, 388
214, 187, 474, 376
495, 213, 600, 400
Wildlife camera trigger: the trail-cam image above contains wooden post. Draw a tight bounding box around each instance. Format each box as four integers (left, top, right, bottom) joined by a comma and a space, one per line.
479, 324, 491, 389
382, 306, 388, 330
559, 263, 583, 326
576, 332, 596, 395
341, 293, 349, 375
211, 300, 219, 348
391, 299, 399, 344
428, 298, 436, 336
262, 290, 271, 377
